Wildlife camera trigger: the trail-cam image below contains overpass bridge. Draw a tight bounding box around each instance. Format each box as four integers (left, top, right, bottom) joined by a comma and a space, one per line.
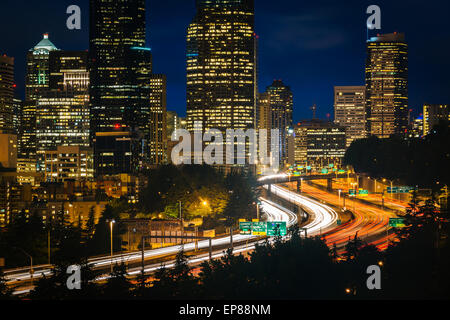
257, 173, 357, 193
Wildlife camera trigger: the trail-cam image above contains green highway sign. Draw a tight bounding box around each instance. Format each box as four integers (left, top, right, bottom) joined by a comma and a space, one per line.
240, 221, 288, 237
239, 222, 252, 235
338, 170, 346, 174
349, 189, 357, 196
387, 186, 414, 194
321, 168, 329, 174
398, 186, 414, 193
306, 166, 312, 170
252, 222, 267, 236
389, 218, 406, 228
329, 164, 334, 168
358, 189, 369, 196
267, 222, 287, 237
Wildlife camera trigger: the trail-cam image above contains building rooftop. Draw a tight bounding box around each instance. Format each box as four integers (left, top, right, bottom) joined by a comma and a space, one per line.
30, 33, 58, 52
368, 32, 406, 43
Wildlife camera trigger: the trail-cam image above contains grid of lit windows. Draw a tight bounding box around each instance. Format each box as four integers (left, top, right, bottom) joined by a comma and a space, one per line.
366, 33, 408, 138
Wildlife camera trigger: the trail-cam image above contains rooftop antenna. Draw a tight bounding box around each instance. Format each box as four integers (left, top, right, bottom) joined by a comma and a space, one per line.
311, 104, 317, 119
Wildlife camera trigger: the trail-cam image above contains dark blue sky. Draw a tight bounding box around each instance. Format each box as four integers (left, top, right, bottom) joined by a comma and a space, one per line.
1, 0, 449, 121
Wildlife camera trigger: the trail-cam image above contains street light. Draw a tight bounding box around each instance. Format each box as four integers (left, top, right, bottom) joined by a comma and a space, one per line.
14, 247, 33, 286
107, 219, 115, 273
256, 202, 260, 220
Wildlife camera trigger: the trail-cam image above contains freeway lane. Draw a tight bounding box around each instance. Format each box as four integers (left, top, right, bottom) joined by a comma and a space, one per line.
286, 182, 401, 250
8, 192, 337, 293
5, 197, 298, 285
266, 184, 339, 236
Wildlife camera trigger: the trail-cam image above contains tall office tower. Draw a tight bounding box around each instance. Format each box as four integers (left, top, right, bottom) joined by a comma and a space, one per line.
18, 101, 37, 169
89, 0, 150, 136
257, 92, 271, 132
366, 33, 408, 138
186, 0, 257, 162
49, 51, 89, 93
423, 104, 449, 135
167, 111, 181, 140
26, 33, 59, 102
12, 98, 22, 136
263, 80, 293, 166
334, 86, 366, 148
149, 74, 167, 165
0, 55, 14, 134
32, 51, 91, 172
36, 93, 90, 171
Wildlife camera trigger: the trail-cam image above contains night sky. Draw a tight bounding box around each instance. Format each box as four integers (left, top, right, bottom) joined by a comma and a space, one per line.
1, 0, 449, 121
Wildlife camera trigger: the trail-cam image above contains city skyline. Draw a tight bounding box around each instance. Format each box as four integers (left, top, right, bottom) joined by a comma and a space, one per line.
1, 0, 450, 121
1, 0, 450, 304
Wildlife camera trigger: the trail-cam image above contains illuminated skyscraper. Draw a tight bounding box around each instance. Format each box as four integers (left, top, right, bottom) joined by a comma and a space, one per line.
262, 80, 293, 166
36, 93, 90, 171
12, 98, 22, 136
149, 74, 167, 165
334, 86, 366, 147
186, 0, 257, 136
26, 33, 59, 102
90, 0, 152, 174
0, 55, 14, 134
18, 101, 37, 169
167, 111, 185, 141
423, 104, 449, 135
366, 33, 408, 138
89, 0, 150, 134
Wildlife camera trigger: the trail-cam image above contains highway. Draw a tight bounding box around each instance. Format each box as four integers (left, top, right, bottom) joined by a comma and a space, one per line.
285, 182, 401, 251
7, 192, 334, 291
8, 175, 399, 294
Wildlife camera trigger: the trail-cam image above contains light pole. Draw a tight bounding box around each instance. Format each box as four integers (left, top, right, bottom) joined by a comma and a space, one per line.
107, 219, 115, 273
384, 178, 394, 200
256, 202, 260, 220
179, 200, 184, 244
14, 247, 33, 286
47, 228, 51, 265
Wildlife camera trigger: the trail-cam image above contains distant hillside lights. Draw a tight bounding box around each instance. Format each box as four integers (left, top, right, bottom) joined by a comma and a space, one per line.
171, 122, 280, 171
67, 5, 81, 30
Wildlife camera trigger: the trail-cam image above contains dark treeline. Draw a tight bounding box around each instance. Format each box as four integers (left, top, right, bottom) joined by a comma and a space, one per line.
139, 164, 259, 227
344, 121, 450, 192
0, 202, 126, 269
2, 194, 448, 300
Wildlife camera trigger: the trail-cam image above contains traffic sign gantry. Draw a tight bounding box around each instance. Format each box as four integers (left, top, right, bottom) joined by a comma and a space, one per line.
267, 222, 287, 236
